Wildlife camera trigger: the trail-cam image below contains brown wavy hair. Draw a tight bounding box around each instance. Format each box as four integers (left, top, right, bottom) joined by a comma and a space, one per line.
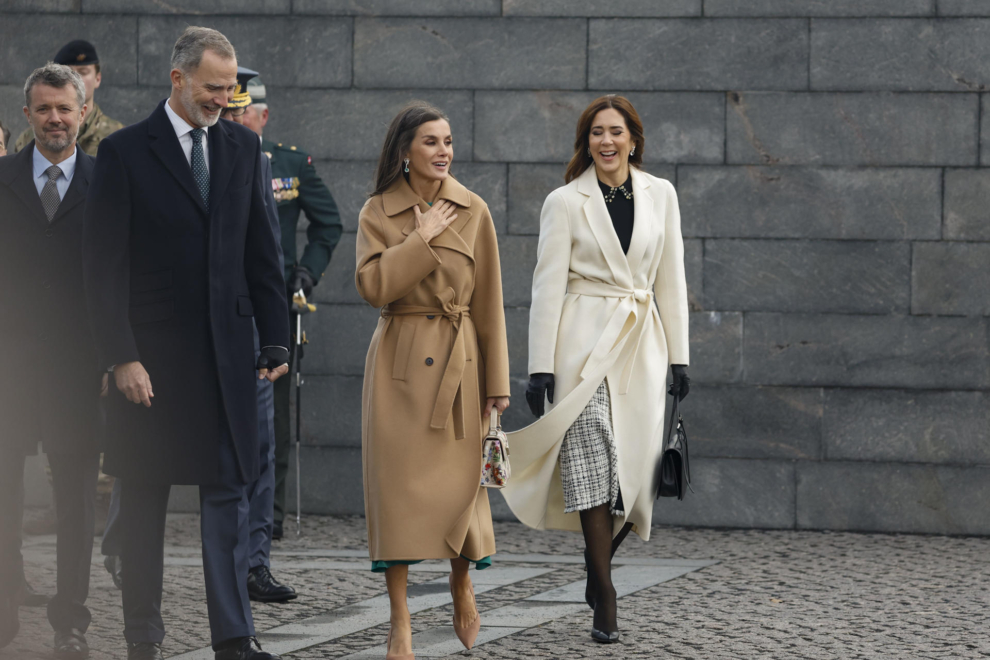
371, 101, 449, 197
564, 95, 645, 184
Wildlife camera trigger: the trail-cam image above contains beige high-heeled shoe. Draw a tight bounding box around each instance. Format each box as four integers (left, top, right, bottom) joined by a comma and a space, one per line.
385, 628, 415, 660
448, 573, 481, 650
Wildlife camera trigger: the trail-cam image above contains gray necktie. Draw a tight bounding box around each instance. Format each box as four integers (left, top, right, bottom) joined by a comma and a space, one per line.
190, 128, 210, 208
40, 164, 62, 222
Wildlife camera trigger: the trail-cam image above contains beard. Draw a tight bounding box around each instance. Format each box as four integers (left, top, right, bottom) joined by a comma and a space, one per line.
35, 123, 76, 153
180, 82, 221, 128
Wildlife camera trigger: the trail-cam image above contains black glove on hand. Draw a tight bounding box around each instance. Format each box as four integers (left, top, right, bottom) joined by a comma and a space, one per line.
526, 373, 555, 418
257, 346, 289, 371
288, 266, 315, 299
670, 364, 690, 401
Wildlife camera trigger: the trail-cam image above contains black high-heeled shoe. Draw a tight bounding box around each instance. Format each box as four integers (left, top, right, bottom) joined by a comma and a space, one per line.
590, 586, 619, 644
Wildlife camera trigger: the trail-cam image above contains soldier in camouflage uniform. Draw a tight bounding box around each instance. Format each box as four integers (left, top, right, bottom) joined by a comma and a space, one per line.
13, 40, 123, 157
241, 77, 343, 539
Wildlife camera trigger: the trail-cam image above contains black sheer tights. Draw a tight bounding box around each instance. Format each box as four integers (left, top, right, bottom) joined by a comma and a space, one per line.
580, 506, 633, 634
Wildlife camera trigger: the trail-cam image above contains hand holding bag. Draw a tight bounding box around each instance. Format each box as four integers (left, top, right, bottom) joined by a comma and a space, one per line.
480, 411, 511, 489
655, 383, 692, 500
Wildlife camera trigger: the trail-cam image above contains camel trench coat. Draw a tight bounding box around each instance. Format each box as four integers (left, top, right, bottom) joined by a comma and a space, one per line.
356, 175, 510, 562
502, 166, 690, 541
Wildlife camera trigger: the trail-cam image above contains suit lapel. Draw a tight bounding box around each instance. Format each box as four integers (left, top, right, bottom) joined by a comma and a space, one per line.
208, 120, 239, 216
50, 152, 92, 225
578, 166, 632, 288
5, 144, 49, 226
625, 168, 654, 276
148, 101, 208, 216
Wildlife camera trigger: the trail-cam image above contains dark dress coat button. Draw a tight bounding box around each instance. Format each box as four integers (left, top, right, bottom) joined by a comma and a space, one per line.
427, 315, 435, 319
426, 357, 434, 366
45, 228, 54, 237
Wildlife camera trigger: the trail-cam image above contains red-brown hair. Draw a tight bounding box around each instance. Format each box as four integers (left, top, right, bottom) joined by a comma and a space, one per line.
564, 95, 645, 184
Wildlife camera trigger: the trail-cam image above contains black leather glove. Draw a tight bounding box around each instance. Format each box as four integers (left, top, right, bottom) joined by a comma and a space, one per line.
288, 266, 315, 299
526, 373, 555, 418
256, 346, 289, 371
670, 364, 690, 401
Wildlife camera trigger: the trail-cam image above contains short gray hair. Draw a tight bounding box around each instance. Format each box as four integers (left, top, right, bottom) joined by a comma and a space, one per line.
170, 26, 236, 74
23, 62, 86, 109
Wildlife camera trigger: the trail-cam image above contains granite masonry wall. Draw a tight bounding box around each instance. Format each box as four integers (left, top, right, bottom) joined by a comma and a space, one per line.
3, 0, 990, 534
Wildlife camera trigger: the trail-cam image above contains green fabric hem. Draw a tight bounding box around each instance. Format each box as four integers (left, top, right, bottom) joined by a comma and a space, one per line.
371, 555, 492, 573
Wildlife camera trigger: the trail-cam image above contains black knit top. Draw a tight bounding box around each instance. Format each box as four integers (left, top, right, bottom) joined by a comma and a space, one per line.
598, 175, 634, 254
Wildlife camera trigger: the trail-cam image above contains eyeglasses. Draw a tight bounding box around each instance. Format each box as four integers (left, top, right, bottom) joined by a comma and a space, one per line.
221, 106, 247, 117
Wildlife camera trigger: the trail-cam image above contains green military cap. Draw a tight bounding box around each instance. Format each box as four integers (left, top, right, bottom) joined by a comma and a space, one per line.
228, 66, 259, 109
247, 75, 266, 104
54, 39, 99, 66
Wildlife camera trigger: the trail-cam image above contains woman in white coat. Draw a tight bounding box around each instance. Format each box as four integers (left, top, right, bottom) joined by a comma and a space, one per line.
502, 95, 690, 643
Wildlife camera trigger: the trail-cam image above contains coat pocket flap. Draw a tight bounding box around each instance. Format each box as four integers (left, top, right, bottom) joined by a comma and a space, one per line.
129, 301, 173, 326
392, 322, 416, 380
131, 269, 172, 293
237, 296, 255, 316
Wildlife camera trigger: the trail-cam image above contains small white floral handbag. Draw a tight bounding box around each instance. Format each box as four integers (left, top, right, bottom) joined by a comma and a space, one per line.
480, 411, 511, 489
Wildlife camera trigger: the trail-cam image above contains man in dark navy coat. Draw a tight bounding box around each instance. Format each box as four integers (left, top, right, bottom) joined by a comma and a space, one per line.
82, 27, 288, 660
0, 63, 102, 659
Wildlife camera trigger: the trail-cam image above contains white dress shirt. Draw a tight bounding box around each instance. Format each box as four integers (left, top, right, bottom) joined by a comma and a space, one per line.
33, 144, 77, 200
164, 98, 209, 173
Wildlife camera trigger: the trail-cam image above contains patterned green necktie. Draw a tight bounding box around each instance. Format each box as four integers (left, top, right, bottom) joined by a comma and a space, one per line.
190, 128, 209, 208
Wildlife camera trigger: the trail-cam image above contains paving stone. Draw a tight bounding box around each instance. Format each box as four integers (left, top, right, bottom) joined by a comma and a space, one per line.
504, 0, 700, 16
705, 0, 935, 16
652, 458, 796, 528
726, 91, 979, 166
743, 312, 990, 389
689, 311, 743, 384
943, 168, 990, 240
678, 165, 942, 239
353, 18, 586, 90
812, 18, 990, 91
938, 0, 990, 14
589, 18, 808, 91
84, 0, 289, 12
797, 461, 990, 534
498, 235, 538, 307
682, 385, 822, 460
0, 14, 138, 85
911, 242, 990, 316
292, 0, 501, 15
684, 238, 704, 312
475, 91, 724, 163
705, 239, 911, 314
301, 303, 381, 376
823, 389, 990, 464
138, 16, 352, 88
264, 89, 473, 160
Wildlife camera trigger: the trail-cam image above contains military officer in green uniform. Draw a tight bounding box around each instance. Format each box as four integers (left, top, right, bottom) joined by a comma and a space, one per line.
241, 76, 343, 539
13, 40, 123, 157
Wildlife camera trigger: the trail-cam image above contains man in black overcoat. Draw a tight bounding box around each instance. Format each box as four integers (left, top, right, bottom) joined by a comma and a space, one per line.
82, 27, 289, 660
0, 63, 102, 658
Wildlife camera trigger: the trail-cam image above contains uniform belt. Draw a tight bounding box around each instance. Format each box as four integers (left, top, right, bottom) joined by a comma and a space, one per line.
381, 287, 471, 440
566, 279, 655, 395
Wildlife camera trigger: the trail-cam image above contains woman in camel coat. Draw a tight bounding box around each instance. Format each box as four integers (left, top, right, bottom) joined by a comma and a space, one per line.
501, 95, 691, 643
356, 102, 510, 659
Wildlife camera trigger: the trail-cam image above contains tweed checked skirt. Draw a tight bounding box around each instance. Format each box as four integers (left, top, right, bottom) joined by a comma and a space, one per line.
559, 380, 623, 515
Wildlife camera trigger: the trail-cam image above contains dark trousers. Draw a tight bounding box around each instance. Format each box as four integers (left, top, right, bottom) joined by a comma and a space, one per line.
119, 426, 255, 647
272, 343, 294, 525
248, 339, 276, 569
101, 477, 121, 557
0, 448, 99, 632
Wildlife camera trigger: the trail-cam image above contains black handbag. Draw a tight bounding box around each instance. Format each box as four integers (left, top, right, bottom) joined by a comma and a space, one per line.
655, 384, 692, 500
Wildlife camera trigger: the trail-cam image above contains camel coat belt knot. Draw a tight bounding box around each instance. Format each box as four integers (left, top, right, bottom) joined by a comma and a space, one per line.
382, 287, 471, 440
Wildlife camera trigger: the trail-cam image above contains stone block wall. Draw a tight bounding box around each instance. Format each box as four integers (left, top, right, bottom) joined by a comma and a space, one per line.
3, 0, 989, 534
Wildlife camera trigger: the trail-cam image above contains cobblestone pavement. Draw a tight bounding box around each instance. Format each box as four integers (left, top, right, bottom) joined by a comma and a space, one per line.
4, 513, 990, 659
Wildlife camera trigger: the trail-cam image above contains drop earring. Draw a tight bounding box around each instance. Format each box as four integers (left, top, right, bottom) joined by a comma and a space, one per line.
630, 146, 635, 157
403, 158, 410, 173
587, 147, 591, 157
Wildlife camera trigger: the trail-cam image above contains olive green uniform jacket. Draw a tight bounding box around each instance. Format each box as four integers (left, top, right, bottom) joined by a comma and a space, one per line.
262, 139, 343, 282
15, 102, 123, 157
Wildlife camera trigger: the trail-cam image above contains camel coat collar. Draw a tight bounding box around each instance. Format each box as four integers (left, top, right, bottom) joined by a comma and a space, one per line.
576, 165, 655, 289
382, 175, 474, 260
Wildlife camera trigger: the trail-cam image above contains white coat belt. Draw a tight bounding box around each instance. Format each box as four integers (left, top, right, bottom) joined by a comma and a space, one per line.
565, 279, 655, 395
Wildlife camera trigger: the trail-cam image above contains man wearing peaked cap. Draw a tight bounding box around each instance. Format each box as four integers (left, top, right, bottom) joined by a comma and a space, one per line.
236, 75, 343, 542
14, 40, 124, 157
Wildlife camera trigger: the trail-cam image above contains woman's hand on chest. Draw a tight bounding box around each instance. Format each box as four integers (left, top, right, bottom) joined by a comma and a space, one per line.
413, 201, 458, 242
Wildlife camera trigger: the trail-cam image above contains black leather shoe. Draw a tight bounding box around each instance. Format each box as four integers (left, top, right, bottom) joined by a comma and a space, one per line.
0, 595, 18, 649
271, 521, 283, 541
214, 636, 280, 659
104, 554, 123, 590
591, 627, 621, 643
247, 566, 297, 603
127, 642, 163, 660
54, 628, 89, 658
18, 577, 50, 607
